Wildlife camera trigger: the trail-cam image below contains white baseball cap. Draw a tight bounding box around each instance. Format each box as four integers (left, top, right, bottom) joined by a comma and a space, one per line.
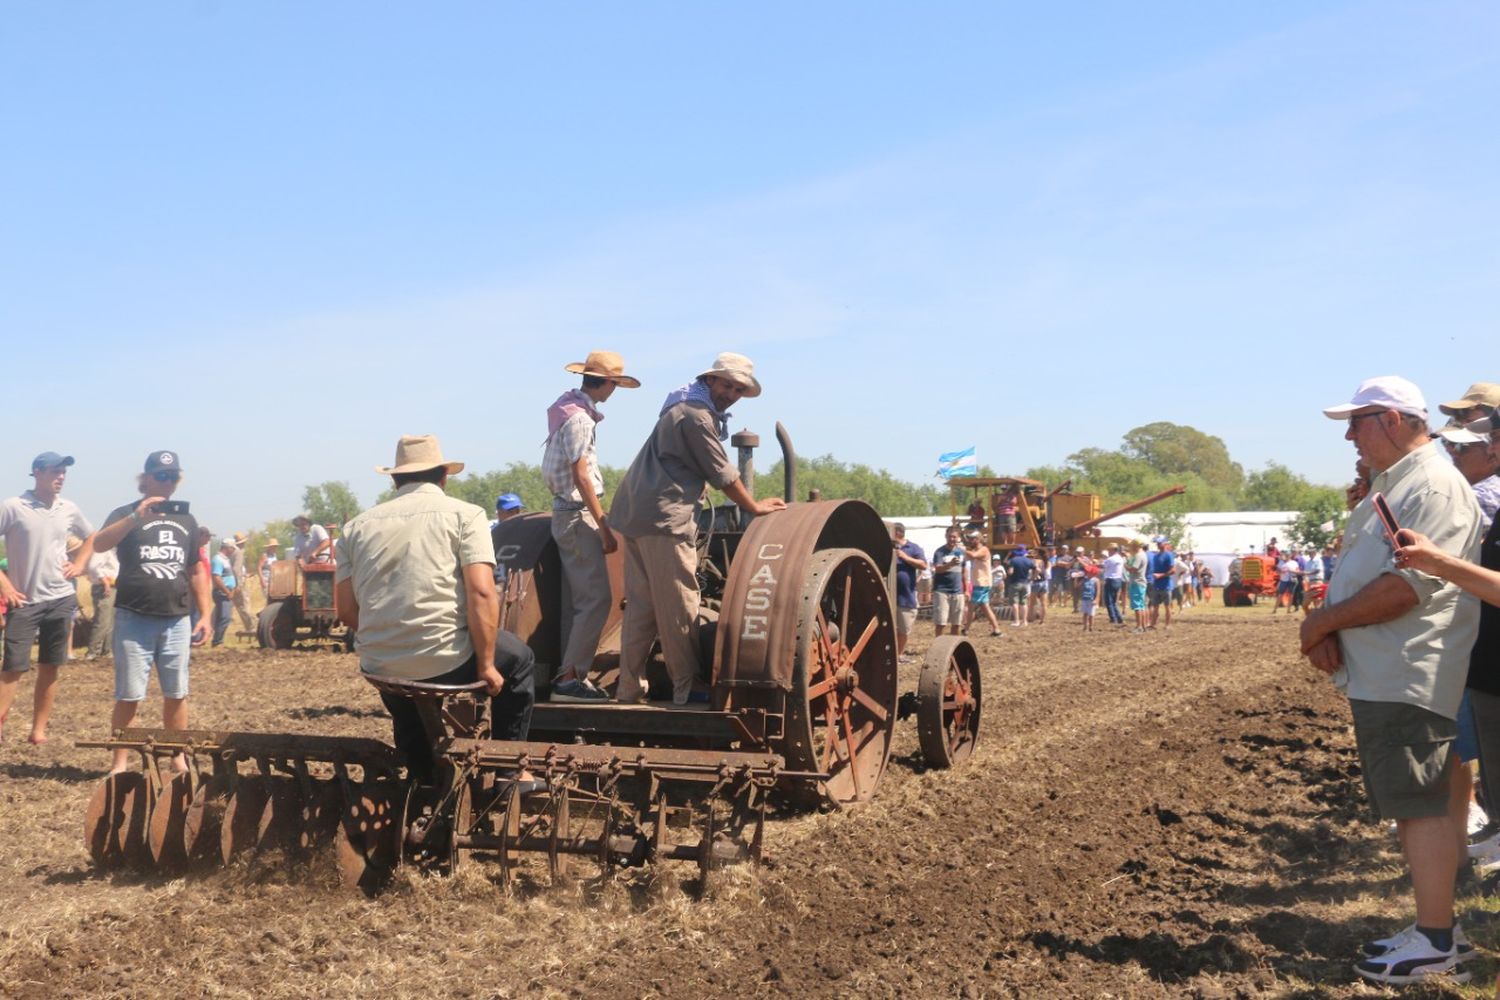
1322, 376, 1428, 421
1438, 424, 1485, 445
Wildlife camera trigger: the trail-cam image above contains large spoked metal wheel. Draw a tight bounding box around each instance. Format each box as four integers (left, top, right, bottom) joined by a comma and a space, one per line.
257, 601, 297, 649
917, 636, 982, 768
782, 548, 898, 806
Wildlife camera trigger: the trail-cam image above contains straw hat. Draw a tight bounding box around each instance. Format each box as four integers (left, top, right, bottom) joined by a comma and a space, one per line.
265, 539, 280, 548
231, 531, 249, 546
375, 434, 465, 476
698, 352, 761, 397
564, 350, 640, 388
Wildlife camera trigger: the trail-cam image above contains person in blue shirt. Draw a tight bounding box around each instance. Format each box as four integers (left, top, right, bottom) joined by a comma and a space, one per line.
1147, 537, 1176, 630
1007, 545, 1035, 627
1079, 570, 1099, 632
890, 523, 927, 658
210, 540, 238, 647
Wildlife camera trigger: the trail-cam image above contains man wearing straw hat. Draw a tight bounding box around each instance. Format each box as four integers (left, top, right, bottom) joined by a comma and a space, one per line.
542, 350, 640, 702
611, 353, 787, 705
335, 435, 534, 779
227, 531, 255, 633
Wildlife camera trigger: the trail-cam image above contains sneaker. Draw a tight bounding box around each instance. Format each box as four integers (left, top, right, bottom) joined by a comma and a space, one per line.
1354, 927, 1471, 985
1363, 923, 1474, 959
551, 678, 610, 702
1468, 828, 1500, 861
1468, 801, 1491, 838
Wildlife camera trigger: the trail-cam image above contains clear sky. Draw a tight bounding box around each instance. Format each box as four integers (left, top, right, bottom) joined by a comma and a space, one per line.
2, 2, 1496, 532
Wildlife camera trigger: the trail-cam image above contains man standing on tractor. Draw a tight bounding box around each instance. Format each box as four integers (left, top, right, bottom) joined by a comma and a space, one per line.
542, 350, 640, 702
610, 352, 786, 705
292, 515, 332, 567
1301, 377, 1481, 985
335, 435, 535, 781
0, 452, 95, 745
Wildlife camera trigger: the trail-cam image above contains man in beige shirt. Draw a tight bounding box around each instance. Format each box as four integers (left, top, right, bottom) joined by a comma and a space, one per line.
335, 435, 534, 779
1301, 376, 1482, 985
609, 353, 786, 704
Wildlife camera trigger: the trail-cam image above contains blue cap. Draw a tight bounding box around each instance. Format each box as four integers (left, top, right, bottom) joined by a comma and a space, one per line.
1014, 545, 1027, 555
31, 451, 75, 471
144, 450, 182, 474
496, 492, 523, 511
1152, 535, 1168, 544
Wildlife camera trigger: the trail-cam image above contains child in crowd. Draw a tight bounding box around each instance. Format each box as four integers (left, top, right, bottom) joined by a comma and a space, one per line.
1079, 569, 1098, 631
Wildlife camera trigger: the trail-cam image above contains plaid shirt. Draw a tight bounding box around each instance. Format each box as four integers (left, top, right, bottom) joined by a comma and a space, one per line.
543, 409, 602, 504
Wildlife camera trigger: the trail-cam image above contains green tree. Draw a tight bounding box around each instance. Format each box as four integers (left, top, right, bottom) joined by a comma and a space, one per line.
763, 455, 946, 515
1141, 510, 1187, 548
1289, 494, 1348, 551
1122, 421, 1245, 499
301, 481, 363, 526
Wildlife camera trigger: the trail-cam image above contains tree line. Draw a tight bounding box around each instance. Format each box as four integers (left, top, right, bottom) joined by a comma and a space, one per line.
209, 421, 1347, 569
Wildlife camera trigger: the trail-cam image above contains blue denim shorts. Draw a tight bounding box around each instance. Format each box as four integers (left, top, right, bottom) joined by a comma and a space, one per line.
113, 607, 190, 701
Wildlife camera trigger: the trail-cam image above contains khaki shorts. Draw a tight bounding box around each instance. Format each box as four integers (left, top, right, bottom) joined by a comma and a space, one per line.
896, 607, 917, 636
932, 592, 964, 626
1350, 699, 1456, 820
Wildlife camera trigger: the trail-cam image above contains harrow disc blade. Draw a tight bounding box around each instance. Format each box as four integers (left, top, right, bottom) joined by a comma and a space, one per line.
221, 776, 270, 865
84, 772, 151, 868
148, 772, 196, 870
256, 778, 302, 853
333, 781, 401, 891
299, 780, 343, 851
183, 775, 230, 865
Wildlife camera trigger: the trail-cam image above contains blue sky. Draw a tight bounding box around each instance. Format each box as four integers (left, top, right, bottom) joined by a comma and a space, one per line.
2, 2, 1496, 532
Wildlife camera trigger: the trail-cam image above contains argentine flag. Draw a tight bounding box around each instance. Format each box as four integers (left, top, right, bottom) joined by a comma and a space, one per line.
936, 447, 977, 479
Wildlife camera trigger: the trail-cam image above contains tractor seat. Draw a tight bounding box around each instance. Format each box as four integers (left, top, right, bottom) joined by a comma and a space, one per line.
361, 673, 492, 744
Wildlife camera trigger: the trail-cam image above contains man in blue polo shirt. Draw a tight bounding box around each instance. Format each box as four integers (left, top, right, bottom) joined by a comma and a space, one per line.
1148, 536, 1176, 630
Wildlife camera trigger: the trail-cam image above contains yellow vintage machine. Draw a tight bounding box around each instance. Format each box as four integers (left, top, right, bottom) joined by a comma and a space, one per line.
947, 477, 1185, 555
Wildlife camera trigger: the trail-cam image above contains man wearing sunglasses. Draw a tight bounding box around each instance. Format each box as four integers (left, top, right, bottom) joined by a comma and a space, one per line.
1302, 377, 1483, 985
0, 451, 95, 745
90, 450, 210, 774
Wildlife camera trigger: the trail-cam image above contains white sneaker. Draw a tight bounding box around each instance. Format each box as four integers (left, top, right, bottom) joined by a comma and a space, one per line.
1362, 922, 1474, 959
1469, 828, 1500, 861
1468, 801, 1490, 837
1354, 927, 1470, 985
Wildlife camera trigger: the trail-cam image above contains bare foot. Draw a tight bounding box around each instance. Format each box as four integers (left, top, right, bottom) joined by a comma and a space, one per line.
170, 753, 190, 775
26, 733, 47, 746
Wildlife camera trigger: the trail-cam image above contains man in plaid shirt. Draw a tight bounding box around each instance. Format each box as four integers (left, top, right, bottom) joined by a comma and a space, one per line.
543, 351, 640, 701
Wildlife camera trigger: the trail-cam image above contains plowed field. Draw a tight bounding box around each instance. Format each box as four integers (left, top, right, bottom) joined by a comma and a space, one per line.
0, 605, 1490, 998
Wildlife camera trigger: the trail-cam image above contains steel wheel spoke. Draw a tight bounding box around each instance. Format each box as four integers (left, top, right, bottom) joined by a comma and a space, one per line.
807, 676, 837, 701
849, 686, 889, 723
843, 617, 881, 666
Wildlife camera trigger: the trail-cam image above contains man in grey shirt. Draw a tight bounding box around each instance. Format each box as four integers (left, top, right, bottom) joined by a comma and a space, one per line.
1301, 376, 1483, 985
610, 353, 786, 704
0, 452, 95, 744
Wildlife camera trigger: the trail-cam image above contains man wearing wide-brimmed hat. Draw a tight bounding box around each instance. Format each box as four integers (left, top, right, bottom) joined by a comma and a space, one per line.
226, 531, 255, 633
542, 351, 640, 702
610, 352, 787, 705
335, 435, 535, 780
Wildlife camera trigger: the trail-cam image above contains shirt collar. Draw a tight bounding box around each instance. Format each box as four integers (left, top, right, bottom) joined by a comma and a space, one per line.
21, 489, 53, 510
395, 482, 445, 497
1372, 440, 1439, 493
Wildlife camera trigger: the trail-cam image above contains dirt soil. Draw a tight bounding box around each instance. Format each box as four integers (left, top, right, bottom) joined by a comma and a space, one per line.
1, 605, 1494, 998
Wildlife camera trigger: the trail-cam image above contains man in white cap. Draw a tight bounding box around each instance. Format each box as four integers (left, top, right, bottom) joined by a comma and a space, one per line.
335, 435, 534, 781
0, 451, 94, 744
1301, 376, 1483, 985
542, 351, 640, 702
610, 353, 787, 705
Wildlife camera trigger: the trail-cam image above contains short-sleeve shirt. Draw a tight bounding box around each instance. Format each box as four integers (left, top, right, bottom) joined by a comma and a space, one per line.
609, 400, 739, 540
0, 492, 94, 603
931, 544, 964, 593
543, 405, 603, 504
211, 553, 236, 590
893, 540, 925, 610
294, 523, 331, 562
103, 502, 201, 617
1007, 554, 1034, 587
1125, 551, 1147, 583
1102, 554, 1125, 580
1328, 442, 1482, 718
336, 482, 495, 681
1148, 550, 1175, 590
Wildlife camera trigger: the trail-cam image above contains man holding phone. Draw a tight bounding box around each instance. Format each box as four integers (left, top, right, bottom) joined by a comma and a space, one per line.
1302, 377, 1483, 985
91, 450, 210, 774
